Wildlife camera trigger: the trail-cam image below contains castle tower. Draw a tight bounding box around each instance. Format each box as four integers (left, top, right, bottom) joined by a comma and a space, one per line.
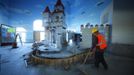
42, 6, 51, 43
52, 0, 66, 28
53, 0, 66, 48
55, 0, 64, 11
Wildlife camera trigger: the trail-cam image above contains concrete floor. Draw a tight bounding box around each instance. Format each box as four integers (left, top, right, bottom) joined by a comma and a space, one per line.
0, 43, 134, 75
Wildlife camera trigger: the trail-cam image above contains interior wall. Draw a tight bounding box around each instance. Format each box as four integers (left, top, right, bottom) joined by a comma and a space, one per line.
26, 31, 33, 43
112, 0, 134, 44
0, 0, 9, 24
1, 0, 112, 43
100, 1, 113, 25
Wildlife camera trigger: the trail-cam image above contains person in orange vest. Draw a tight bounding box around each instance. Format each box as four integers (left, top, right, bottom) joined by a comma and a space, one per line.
91, 28, 108, 70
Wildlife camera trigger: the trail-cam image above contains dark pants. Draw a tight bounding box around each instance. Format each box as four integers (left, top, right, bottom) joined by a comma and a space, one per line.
95, 48, 108, 70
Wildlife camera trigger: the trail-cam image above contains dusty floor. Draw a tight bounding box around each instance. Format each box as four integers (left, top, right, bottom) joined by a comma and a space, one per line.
0, 43, 134, 75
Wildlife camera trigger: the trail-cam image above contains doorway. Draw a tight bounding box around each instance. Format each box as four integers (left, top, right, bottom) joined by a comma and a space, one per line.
16, 27, 26, 43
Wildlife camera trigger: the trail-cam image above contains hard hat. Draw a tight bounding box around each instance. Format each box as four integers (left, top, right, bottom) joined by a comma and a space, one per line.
91, 28, 98, 33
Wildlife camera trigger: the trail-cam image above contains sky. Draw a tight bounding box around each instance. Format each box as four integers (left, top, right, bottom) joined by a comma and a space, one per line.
0, 0, 112, 32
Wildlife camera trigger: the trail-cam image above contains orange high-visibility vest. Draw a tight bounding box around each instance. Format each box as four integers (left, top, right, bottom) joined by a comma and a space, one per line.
97, 34, 107, 50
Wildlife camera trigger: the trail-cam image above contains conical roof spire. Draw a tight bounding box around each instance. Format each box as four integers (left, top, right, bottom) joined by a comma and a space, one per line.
55, 0, 64, 8
43, 6, 50, 13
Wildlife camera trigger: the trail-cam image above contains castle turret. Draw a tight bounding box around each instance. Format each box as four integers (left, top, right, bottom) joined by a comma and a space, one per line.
43, 6, 51, 27
54, 0, 64, 12
42, 6, 51, 42
52, 0, 66, 28
43, 6, 50, 13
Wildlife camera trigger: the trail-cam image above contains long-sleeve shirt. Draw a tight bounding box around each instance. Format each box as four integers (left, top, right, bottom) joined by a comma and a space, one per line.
91, 34, 98, 50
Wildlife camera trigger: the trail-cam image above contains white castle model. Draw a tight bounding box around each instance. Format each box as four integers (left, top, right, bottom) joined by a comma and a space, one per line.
42, 0, 67, 49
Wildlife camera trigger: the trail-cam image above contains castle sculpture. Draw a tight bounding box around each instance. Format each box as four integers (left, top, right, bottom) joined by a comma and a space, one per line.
42, 0, 67, 49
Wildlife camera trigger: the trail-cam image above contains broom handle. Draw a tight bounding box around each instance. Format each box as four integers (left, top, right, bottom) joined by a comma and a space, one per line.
83, 47, 96, 64
83, 49, 91, 64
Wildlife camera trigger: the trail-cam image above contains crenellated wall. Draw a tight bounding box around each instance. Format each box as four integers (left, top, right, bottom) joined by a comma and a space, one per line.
80, 24, 111, 49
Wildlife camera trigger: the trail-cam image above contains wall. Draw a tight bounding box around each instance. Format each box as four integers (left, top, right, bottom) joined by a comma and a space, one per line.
80, 26, 92, 49
0, 0, 9, 24
0, 0, 9, 45
101, 0, 134, 45
26, 31, 33, 43
112, 0, 134, 44
100, 1, 113, 25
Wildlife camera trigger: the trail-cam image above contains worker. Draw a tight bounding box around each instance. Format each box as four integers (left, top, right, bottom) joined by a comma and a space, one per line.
91, 28, 108, 70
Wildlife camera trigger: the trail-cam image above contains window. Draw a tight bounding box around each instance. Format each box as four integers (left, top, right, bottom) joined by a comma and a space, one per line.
56, 16, 59, 22
33, 19, 44, 31
61, 16, 63, 19
102, 13, 109, 24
